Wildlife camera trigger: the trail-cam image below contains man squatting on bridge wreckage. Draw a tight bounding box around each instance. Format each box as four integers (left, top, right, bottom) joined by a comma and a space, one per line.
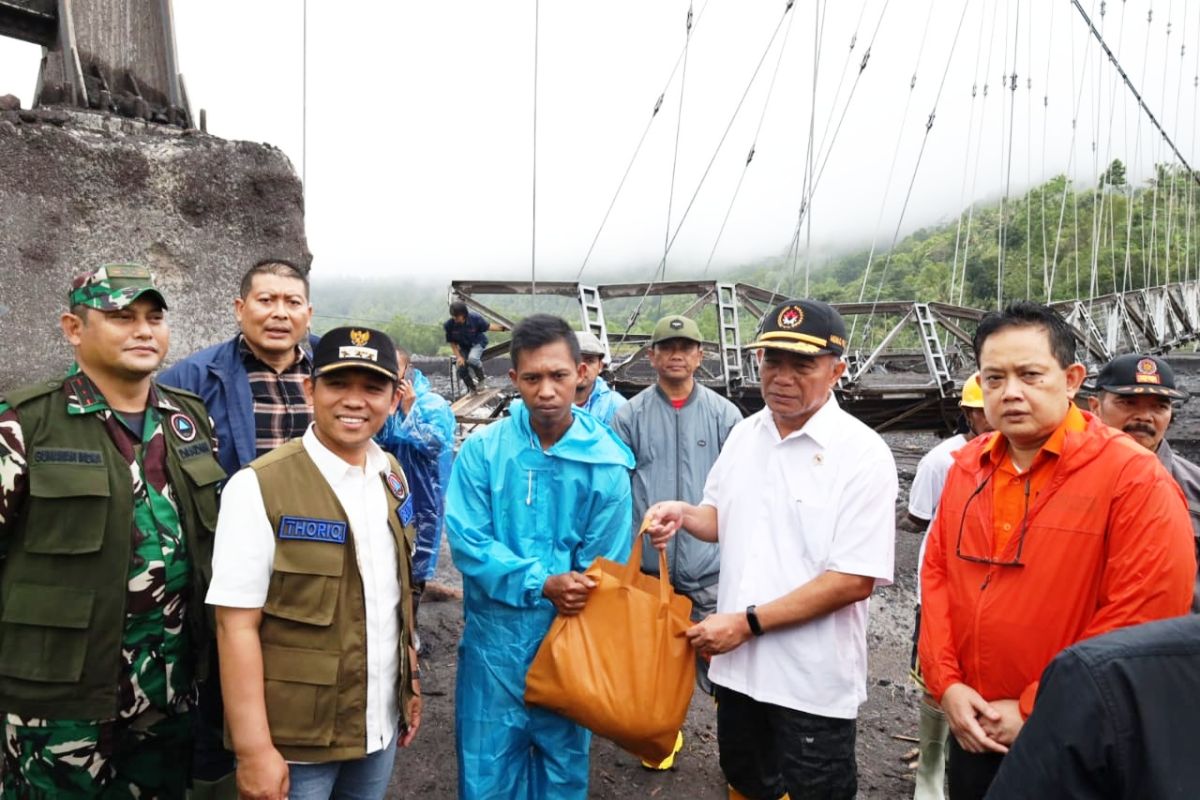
646, 299, 898, 800
573, 329, 626, 425
611, 313, 743, 770
1087, 353, 1200, 611
444, 313, 634, 799
918, 301, 1196, 800
207, 327, 421, 800
443, 300, 507, 396
158, 257, 316, 797
374, 344, 460, 632
0, 265, 225, 798
905, 372, 993, 800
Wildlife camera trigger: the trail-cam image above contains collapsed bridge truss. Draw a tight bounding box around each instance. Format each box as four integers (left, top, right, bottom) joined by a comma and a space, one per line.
449, 279, 1200, 432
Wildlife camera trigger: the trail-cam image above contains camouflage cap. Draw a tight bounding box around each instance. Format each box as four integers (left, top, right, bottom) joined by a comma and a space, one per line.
68, 264, 168, 311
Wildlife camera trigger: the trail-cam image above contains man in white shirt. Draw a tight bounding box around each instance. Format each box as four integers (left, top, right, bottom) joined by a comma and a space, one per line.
206, 327, 421, 800
906, 373, 991, 800
647, 299, 897, 800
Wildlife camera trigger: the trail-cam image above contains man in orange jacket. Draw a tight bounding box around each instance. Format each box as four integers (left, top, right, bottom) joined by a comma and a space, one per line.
918, 301, 1195, 800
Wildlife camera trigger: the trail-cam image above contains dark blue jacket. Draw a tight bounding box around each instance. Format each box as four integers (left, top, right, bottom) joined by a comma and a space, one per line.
158, 334, 317, 477
986, 615, 1200, 800
443, 311, 490, 351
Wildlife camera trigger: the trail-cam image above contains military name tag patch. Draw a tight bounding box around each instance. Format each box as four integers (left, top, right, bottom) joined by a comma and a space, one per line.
397, 495, 414, 527
278, 516, 347, 544
169, 413, 197, 442
32, 448, 103, 466
177, 441, 212, 460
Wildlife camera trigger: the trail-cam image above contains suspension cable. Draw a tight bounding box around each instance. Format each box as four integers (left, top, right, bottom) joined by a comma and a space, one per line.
531, 0, 539, 302
1070, 0, 1200, 189
575, 0, 714, 281
616, 2, 795, 342
661, 1, 695, 284
703, 0, 798, 275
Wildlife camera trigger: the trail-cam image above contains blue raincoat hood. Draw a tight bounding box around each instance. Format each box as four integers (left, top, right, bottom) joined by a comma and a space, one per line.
507, 400, 634, 469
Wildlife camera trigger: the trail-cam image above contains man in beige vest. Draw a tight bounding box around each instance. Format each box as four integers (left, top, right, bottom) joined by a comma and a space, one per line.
207, 326, 421, 800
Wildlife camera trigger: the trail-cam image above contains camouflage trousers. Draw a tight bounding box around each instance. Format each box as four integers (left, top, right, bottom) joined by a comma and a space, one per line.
2, 710, 191, 799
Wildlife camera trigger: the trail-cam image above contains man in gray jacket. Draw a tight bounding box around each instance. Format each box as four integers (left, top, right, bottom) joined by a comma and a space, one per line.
612, 314, 743, 768
1088, 353, 1200, 611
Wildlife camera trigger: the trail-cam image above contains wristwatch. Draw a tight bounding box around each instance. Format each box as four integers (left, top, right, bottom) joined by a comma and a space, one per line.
745, 604, 764, 636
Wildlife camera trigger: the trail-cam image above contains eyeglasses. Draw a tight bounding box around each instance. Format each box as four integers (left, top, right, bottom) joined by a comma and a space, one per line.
954, 466, 1031, 568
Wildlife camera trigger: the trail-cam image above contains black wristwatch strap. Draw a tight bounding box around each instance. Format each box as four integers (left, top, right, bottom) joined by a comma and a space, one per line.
746, 604, 764, 636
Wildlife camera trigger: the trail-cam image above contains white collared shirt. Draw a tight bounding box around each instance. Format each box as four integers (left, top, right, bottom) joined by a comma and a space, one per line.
703, 395, 897, 719
207, 426, 401, 754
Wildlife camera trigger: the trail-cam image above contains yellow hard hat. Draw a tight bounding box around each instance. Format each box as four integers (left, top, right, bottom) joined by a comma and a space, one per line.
960, 372, 984, 408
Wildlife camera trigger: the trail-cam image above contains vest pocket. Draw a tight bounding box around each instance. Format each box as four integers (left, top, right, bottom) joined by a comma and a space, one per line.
0, 583, 94, 682
24, 464, 109, 554
181, 453, 225, 532
262, 644, 340, 746
263, 543, 344, 626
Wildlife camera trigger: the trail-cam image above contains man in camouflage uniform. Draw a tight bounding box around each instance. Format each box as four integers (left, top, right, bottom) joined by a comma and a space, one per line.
0, 265, 223, 798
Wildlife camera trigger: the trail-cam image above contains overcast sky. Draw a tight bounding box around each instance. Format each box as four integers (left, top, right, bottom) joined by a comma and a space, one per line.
2, 0, 1198, 285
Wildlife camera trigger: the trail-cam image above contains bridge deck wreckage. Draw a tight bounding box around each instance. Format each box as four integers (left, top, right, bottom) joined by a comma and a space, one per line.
447, 279, 1200, 432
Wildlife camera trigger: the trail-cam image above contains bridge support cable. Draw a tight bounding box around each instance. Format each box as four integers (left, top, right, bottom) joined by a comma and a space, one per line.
864, 1, 973, 328
661, 1, 695, 287
1187, 3, 1200, 285
996, 0, 1022, 309
531, 0, 539, 302
849, 0, 937, 329
703, 0, 800, 275
615, 2, 795, 343
768, 0, 894, 311
1070, 0, 1200, 190
1025, 2, 1033, 299
1087, 0, 1130, 301
1037, 0, 1056, 288
948, 0, 988, 306
1048, 4, 1097, 303
954, 0, 1003, 309
575, 0, 713, 282
794, 0, 826, 298
1161, 2, 1191, 288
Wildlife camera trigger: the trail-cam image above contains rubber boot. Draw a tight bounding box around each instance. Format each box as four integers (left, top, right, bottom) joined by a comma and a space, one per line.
727, 787, 789, 800
641, 730, 684, 770
189, 771, 238, 800
913, 699, 949, 800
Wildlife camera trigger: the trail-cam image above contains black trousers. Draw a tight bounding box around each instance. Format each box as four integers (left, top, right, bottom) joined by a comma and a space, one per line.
715, 685, 857, 800
947, 737, 1005, 800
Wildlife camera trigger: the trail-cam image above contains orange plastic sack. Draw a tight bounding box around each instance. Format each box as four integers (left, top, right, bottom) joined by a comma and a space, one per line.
524, 526, 696, 764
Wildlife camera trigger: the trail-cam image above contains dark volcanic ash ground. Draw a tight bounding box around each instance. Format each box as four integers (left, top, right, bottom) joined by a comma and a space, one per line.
390, 354, 1200, 799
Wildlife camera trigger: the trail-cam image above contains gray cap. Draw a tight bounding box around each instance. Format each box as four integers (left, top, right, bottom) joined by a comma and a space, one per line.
575, 330, 607, 357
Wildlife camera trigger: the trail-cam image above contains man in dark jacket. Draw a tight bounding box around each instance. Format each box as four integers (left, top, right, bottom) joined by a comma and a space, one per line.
1087, 353, 1200, 611
611, 314, 743, 769
443, 301, 505, 395
158, 259, 315, 477
985, 615, 1200, 800
157, 258, 314, 797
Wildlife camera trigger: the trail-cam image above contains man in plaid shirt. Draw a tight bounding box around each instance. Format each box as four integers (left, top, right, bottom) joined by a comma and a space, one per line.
158, 258, 316, 798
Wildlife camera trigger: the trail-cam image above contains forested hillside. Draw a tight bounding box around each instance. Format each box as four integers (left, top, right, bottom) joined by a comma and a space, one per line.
312, 162, 1199, 355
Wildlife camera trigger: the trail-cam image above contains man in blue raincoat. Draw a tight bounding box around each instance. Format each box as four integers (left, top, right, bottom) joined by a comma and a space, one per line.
375, 346, 458, 613
446, 314, 635, 800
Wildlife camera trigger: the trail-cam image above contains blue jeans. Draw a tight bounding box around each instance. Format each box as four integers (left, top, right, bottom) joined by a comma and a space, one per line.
287, 734, 398, 800
457, 343, 486, 389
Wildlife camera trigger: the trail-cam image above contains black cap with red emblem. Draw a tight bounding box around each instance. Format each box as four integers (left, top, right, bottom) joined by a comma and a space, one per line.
1093, 353, 1188, 400
746, 299, 847, 357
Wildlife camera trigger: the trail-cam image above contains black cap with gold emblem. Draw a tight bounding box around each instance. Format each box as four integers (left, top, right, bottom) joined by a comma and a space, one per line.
312, 326, 399, 381
747, 299, 847, 357
1093, 353, 1188, 400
